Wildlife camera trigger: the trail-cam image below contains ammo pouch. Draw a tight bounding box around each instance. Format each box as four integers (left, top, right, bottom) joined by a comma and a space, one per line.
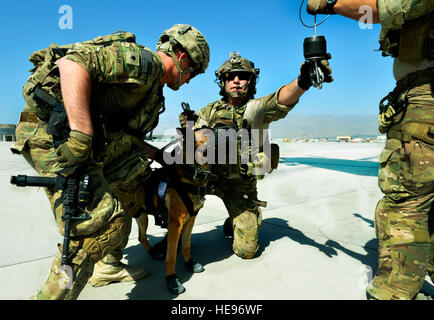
378, 12, 434, 63
242, 143, 280, 180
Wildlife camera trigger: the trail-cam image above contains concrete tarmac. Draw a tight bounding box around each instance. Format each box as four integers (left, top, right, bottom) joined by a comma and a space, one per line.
1, 140, 433, 300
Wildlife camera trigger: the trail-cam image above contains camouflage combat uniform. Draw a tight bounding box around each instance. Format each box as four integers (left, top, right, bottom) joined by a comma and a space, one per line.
365, 0, 434, 300
195, 88, 297, 258
65, 36, 166, 278
11, 33, 166, 299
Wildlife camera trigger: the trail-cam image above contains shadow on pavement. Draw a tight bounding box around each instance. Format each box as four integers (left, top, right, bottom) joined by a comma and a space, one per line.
280, 157, 379, 177
123, 214, 433, 299
326, 213, 434, 296
123, 225, 234, 300
259, 217, 338, 258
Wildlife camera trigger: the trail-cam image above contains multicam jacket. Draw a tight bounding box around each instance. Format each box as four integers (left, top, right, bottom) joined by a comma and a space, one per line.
22, 33, 165, 139
195, 87, 297, 179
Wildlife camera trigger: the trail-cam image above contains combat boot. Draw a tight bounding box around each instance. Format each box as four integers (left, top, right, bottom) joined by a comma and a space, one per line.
88, 260, 149, 287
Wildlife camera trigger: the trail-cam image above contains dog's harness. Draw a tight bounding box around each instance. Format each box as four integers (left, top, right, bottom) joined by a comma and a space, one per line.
129, 126, 218, 228
145, 164, 217, 228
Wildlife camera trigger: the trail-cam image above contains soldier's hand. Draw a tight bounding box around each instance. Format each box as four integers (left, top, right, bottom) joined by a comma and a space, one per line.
56, 130, 92, 171
318, 59, 334, 83
307, 0, 336, 15
297, 59, 333, 90
298, 61, 313, 90
179, 110, 198, 128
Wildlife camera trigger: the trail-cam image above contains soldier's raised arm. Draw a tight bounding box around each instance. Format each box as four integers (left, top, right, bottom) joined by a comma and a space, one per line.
307, 0, 380, 22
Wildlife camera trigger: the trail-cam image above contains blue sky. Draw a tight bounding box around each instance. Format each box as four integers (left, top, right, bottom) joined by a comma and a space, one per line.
1, 0, 395, 132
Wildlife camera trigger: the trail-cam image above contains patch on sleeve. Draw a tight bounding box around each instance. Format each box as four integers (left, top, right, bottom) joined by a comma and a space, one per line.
140, 49, 154, 83
125, 50, 140, 67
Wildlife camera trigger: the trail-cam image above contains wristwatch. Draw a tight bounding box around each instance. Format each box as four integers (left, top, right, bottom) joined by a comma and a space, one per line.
325, 0, 337, 14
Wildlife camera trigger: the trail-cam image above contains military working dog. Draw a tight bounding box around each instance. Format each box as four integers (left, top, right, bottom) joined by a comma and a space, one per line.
137, 126, 216, 294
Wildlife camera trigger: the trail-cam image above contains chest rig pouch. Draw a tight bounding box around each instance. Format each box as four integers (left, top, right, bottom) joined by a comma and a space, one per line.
379, 12, 434, 63
212, 115, 244, 179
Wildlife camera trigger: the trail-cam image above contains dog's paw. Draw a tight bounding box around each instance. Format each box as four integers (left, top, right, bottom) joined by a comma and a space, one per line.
185, 259, 205, 273
166, 274, 186, 294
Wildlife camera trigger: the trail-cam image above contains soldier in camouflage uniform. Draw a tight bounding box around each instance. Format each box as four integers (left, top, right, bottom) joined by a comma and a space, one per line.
177, 52, 333, 259
11, 24, 209, 299
90, 25, 210, 288
307, 0, 433, 300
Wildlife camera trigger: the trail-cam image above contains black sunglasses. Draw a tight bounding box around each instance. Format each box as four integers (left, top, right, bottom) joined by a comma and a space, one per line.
224, 71, 251, 81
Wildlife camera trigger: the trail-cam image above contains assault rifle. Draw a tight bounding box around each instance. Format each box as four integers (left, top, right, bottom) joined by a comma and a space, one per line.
10, 173, 91, 267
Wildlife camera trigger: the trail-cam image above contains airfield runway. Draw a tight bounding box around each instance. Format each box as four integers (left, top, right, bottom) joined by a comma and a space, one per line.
1, 140, 433, 300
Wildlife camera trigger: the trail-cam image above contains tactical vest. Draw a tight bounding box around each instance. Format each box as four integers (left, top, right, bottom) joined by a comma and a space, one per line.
378, 11, 433, 63
201, 100, 278, 180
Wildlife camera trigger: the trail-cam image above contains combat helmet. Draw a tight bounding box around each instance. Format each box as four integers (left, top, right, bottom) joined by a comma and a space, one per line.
215, 51, 260, 99
156, 24, 210, 89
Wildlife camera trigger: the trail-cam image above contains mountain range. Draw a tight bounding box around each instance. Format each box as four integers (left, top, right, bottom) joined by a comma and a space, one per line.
154, 112, 381, 139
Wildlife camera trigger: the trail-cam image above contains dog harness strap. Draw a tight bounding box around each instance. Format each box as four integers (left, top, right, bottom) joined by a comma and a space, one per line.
170, 180, 197, 217
144, 176, 169, 228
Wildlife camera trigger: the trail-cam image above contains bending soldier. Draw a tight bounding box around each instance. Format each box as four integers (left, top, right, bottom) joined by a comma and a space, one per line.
307, 0, 433, 300
93, 25, 210, 287
11, 24, 209, 299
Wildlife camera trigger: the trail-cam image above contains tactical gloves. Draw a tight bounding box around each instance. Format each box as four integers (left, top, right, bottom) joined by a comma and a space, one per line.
298, 59, 334, 90
307, 0, 337, 15
56, 130, 93, 173
378, 104, 396, 131
179, 110, 198, 128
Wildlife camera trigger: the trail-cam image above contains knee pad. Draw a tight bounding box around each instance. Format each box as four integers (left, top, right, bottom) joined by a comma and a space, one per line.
81, 216, 128, 262
232, 209, 261, 259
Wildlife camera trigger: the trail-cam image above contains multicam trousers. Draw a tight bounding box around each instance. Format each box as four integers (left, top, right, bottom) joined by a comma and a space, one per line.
366, 82, 434, 300
101, 131, 153, 264
211, 177, 263, 259
12, 115, 128, 299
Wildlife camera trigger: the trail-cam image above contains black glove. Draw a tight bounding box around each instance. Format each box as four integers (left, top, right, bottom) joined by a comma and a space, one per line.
297, 59, 334, 90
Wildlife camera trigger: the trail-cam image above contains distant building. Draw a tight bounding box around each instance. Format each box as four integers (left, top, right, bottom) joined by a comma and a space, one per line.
337, 136, 351, 142
0, 124, 16, 142
376, 135, 387, 142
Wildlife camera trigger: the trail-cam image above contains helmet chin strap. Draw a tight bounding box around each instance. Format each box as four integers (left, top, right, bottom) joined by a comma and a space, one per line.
168, 51, 195, 91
